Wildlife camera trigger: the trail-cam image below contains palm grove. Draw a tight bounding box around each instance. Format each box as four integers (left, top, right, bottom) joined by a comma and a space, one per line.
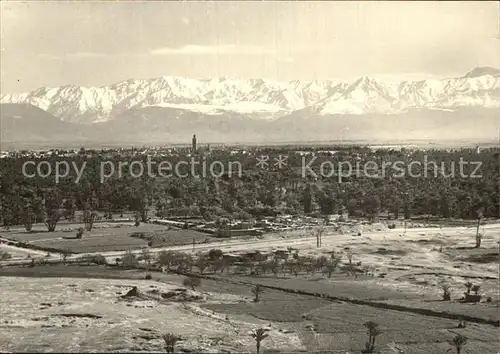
0, 146, 498, 231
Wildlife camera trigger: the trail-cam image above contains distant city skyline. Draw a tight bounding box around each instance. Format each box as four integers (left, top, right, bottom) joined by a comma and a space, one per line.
1, 1, 499, 93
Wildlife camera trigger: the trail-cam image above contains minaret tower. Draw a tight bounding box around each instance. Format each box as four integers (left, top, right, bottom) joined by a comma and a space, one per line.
192, 134, 197, 154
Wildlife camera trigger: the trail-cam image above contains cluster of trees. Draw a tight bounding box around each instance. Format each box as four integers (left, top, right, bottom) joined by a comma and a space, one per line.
162, 327, 270, 354
1, 147, 498, 230
118, 246, 366, 281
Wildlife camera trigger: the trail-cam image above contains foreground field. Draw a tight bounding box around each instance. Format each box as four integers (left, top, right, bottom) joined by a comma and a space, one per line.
0, 222, 215, 253
0, 266, 498, 353
157, 223, 499, 305
0, 275, 304, 353
1, 222, 499, 353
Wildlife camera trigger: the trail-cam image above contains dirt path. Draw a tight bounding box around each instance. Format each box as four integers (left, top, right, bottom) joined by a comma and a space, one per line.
0, 240, 53, 257
2, 223, 499, 267
190, 273, 500, 327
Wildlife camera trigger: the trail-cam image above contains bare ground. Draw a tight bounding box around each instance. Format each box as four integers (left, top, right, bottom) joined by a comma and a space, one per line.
1, 222, 499, 353
0, 276, 304, 353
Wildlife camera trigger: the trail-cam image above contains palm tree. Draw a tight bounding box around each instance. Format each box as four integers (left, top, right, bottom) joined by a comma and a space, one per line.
182, 276, 201, 291
195, 256, 208, 274
61, 249, 70, 264
251, 285, 264, 302
324, 259, 338, 278
76, 227, 84, 239
361, 321, 382, 353
269, 259, 280, 277
475, 209, 483, 248
140, 248, 152, 273
251, 328, 269, 354
162, 333, 181, 353
315, 224, 324, 248
441, 284, 452, 301
23, 204, 35, 232
447, 334, 468, 354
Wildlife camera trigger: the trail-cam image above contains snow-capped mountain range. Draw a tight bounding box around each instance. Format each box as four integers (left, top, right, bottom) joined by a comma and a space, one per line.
1, 67, 499, 124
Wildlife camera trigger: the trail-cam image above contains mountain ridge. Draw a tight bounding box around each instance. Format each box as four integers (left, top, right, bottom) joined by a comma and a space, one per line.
1, 68, 499, 124
1, 68, 499, 148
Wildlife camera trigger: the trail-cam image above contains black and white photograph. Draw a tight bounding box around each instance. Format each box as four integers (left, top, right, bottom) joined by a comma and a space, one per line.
0, 1, 499, 353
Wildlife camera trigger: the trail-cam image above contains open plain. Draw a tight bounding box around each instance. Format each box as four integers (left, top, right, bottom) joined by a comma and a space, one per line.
1, 221, 498, 353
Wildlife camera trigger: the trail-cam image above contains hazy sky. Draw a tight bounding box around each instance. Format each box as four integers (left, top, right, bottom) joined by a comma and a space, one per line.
1, 1, 499, 93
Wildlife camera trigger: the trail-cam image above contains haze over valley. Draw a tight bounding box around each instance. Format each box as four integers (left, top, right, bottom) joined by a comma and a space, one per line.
1, 67, 499, 148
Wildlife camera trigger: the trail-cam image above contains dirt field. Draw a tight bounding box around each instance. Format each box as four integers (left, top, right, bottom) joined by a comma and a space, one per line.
0, 273, 306, 353
1, 265, 498, 353
1, 222, 499, 353
0, 222, 215, 253
286, 224, 499, 304
181, 223, 499, 303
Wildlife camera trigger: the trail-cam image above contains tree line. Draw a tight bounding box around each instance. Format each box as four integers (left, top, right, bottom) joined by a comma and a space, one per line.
1, 146, 498, 229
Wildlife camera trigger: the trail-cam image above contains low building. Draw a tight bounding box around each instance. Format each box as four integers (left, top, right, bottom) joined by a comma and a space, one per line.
325, 210, 349, 222
238, 220, 255, 229
240, 251, 268, 262
273, 250, 289, 260
222, 254, 244, 263
217, 228, 261, 238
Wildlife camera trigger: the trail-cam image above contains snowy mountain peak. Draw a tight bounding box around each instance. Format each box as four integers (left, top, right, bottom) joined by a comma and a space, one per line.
1, 69, 499, 123
464, 67, 500, 78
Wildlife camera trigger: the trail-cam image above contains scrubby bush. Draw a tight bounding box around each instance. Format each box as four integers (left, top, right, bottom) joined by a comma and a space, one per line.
463, 283, 481, 302
162, 333, 182, 353
314, 255, 329, 270
464, 282, 473, 295
323, 259, 338, 278
121, 250, 138, 269
61, 249, 71, 263
268, 259, 280, 277
195, 256, 209, 274
83, 210, 96, 231
252, 284, 264, 302
0, 251, 12, 261
80, 254, 107, 265
182, 276, 201, 290
212, 258, 226, 274
76, 227, 84, 239
140, 248, 152, 267
93, 254, 107, 265
157, 250, 176, 270
130, 232, 146, 239
346, 249, 353, 264
23, 208, 35, 232
208, 248, 223, 261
